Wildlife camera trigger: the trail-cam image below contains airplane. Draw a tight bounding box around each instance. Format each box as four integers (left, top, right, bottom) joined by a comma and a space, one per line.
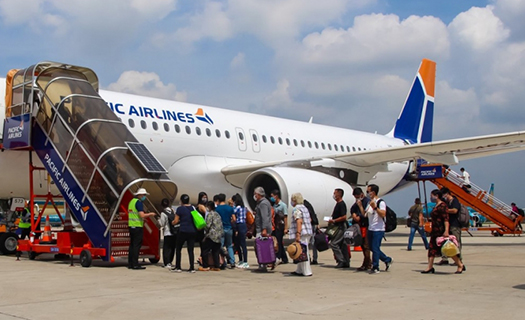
0, 58, 525, 221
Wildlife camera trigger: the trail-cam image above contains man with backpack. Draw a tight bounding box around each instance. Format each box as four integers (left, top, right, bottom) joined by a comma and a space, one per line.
437, 187, 463, 265
365, 184, 393, 274
350, 188, 371, 271
159, 198, 178, 268
271, 189, 289, 265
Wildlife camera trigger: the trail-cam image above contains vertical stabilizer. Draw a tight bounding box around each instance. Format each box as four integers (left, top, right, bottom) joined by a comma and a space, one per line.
389, 59, 436, 144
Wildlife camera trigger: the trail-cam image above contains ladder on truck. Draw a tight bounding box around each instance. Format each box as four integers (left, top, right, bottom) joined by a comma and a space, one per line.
3, 62, 178, 266
417, 164, 522, 236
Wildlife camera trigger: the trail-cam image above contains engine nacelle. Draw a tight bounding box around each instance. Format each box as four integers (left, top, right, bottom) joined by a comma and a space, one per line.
242, 167, 354, 222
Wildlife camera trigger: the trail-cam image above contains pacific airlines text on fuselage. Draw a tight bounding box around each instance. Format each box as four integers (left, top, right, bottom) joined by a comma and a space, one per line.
106, 102, 214, 125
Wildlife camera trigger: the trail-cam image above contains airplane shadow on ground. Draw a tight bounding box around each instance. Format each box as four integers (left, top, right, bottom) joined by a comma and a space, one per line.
512, 284, 525, 290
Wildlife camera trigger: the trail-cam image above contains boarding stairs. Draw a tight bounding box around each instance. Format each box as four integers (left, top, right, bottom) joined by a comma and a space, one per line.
2, 62, 177, 264
420, 165, 522, 235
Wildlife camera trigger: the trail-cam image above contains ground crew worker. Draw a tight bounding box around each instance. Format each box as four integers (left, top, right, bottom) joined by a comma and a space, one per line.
128, 188, 156, 270
18, 202, 31, 240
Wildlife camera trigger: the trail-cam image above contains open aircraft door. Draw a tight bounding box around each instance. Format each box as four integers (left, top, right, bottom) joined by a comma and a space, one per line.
235, 127, 247, 152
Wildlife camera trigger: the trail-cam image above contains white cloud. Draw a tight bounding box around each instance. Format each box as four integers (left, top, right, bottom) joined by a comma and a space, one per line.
107, 71, 187, 102
449, 6, 509, 51
230, 52, 246, 69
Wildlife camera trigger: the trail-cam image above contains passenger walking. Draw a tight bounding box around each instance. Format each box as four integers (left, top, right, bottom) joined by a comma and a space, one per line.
232, 194, 249, 269
441, 188, 463, 263
271, 189, 289, 265
350, 188, 371, 271
288, 193, 313, 276
460, 167, 471, 193
328, 188, 350, 268
407, 198, 429, 251
159, 198, 178, 268
195, 192, 208, 257
127, 188, 156, 270
421, 189, 465, 274
253, 186, 273, 272
199, 201, 223, 272
216, 193, 236, 268
172, 194, 197, 273
365, 184, 393, 274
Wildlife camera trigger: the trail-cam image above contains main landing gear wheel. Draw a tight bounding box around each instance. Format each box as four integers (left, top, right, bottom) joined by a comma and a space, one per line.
80, 249, 92, 267
0, 232, 19, 255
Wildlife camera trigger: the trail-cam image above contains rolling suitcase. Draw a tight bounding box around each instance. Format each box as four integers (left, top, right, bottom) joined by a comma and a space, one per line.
255, 237, 276, 265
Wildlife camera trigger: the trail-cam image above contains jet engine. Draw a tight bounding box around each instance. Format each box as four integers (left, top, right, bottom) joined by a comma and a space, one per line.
242, 167, 354, 222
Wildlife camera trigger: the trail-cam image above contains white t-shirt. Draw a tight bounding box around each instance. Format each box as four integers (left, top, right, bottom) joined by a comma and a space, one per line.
366, 198, 387, 231
462, 170, 470, 184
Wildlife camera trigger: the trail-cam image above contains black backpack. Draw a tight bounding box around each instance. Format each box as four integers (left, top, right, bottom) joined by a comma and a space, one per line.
304, 200, 319, 226
377, 199, 397, 232
518, 208, 525, 217
165, 207, 178, 235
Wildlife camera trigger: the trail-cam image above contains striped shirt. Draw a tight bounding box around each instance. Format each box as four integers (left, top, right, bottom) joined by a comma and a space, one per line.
234, 205, 247, 224
289, 204, 313, 238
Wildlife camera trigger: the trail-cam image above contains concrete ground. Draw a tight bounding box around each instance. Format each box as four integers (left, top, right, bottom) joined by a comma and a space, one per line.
0, 227, 524, 320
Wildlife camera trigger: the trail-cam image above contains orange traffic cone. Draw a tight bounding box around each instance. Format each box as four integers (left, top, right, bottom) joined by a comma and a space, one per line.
63, 211, 74, 232
354, 245, 363, 252
41, 216, 53, 244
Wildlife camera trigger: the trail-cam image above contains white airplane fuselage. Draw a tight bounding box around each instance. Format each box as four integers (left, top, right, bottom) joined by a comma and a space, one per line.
0, 81, 409, 215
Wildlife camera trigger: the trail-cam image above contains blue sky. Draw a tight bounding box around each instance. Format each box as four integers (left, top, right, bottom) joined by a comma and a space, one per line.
1, 0, 524, 213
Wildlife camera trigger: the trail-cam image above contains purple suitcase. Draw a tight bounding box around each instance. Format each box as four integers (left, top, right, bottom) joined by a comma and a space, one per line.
255, 237, 276, 265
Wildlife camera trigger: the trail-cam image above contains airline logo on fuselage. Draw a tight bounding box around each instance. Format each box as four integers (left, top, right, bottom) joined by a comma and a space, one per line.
107, 102, 214, 125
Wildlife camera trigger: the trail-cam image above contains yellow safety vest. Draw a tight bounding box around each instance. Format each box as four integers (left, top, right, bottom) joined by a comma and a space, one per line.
128, 198, 144, 227
18, 208, 31, 229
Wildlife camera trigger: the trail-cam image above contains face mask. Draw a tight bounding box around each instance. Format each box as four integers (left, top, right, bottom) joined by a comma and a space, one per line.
140, 196, 146, 201
430, 196, 437, 203
202, 197, 208, 203
253, 195, 258, 201
290, 201, 296, 207
333, 195, 337, 201
270, 197, 276, 203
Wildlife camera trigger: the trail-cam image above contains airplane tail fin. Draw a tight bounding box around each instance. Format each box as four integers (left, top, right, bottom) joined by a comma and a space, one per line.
388, 59, 436, 144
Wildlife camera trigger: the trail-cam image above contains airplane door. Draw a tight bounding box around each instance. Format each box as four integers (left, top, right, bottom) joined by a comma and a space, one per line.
235, 127, 247, 152
249, 129, 261, 153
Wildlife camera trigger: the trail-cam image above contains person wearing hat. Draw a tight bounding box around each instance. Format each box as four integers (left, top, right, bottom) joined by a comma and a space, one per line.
128, 188, 156, 270
288, 192, 313, 276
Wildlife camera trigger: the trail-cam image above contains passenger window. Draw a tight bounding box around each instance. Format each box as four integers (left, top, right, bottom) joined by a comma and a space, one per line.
328, 144, 332, 151
308, 141, 312, 148
152, 122, 158, 131
175, 124, 181, 133
262, 135, 267, 143
270, 136, 275, 144
358, 147, 362, 151
314, 142, 319, 149
206, 128, 211, 136
196, 127, 202, 135
252, 134, 258, 142
278, 137, 283, 145
334, 144, 338, 151
341, 145, 344, 152
346, 146, 350, 152
140, 120, 147, 129
321, 143, 325, 150
128, 119, 135, 128
185, 126, 191, 134
286, 138, 290, 146
238, 132, 244, 140
293, 139, 298, 147
225, 130, 230, 139
352, 146, 356, 152
216, 129, 221, 138
164, 123, 169, 132
300, 140, 305, 147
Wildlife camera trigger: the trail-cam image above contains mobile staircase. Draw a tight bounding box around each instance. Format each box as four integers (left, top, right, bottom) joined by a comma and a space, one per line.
417, 164, 522, 236
2, 62, 177, 266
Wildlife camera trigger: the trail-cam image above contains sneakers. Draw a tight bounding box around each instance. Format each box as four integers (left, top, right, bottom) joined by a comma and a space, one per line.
164, 263, 172, 269
370, 269, 380, 274
385, 258, 393, 271
188, 269, 196, 274
236, 262, 249, 269
275, 258, 282, 266
198, 267, 210, 271
171, 267, 182, 273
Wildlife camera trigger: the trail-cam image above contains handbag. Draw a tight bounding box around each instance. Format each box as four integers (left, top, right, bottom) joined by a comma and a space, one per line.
325, 224, 341, 239
293, 243, 308, 264
190, 206, 206, 230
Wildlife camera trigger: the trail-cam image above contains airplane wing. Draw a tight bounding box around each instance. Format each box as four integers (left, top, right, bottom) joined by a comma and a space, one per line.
221, 130, 525, 175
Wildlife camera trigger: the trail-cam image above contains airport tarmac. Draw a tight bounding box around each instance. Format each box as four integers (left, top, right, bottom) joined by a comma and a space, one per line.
0, 227, 524, 320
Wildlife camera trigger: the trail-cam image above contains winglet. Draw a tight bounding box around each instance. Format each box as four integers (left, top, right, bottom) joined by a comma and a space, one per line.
389, 59, 436, 144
